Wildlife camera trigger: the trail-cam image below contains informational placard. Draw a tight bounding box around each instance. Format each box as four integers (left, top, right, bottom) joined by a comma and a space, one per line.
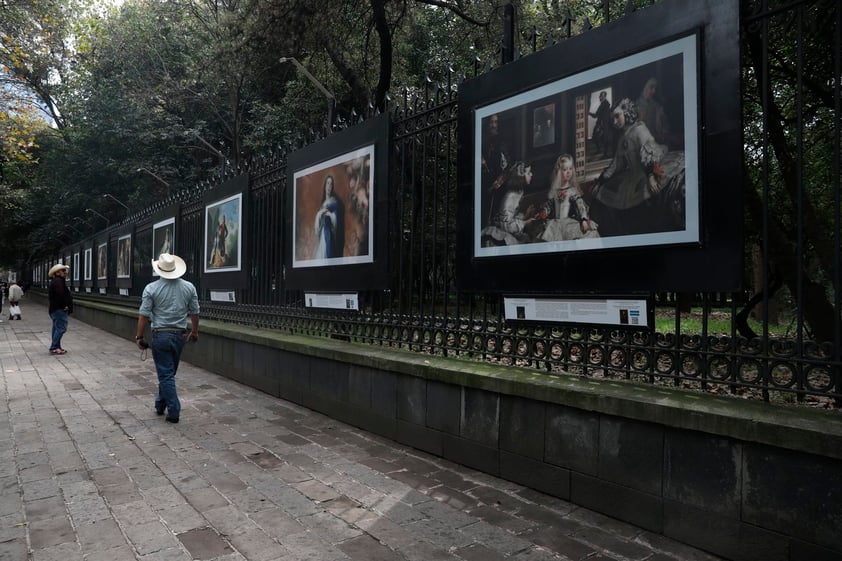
119, 288, 129, 296
504, 296, 650, 328
304, 292, 359, 311
210, 290, 236, 302
98, 287, 106, 295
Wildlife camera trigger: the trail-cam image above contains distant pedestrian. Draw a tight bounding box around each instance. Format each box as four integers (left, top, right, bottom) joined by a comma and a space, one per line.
48, 264, 73, 354
8, 280, 23, 320
135, 253, 200, 424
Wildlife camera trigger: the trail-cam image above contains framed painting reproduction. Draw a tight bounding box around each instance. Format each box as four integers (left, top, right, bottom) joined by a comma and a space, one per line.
152, 217, 176, 275
84, 247, 93, 282
292, 144, 374, 268
116, 234, 132, 279
204, 193, 241, 273
456, 0, 741, 293
202, 174, 249, 289
285, 113, 390, 291
97, 242, 108, 283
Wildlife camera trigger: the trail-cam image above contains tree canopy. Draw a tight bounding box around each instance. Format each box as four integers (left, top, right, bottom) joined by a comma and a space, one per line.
0, 0, 837, 342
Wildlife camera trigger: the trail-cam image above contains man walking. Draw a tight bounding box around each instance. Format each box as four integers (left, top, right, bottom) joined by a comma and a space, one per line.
135, 253, 199, 423
48, 265, 73, 354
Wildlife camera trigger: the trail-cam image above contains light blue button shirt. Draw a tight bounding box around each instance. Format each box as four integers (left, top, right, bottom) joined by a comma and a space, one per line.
139, 278, 200, 329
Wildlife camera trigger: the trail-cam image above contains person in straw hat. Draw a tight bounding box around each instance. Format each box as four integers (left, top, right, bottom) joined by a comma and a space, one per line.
48, 264, 73, 354
135, 253, 200, 423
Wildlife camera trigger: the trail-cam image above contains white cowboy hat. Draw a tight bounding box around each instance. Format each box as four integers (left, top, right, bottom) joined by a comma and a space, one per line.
48, 264, 70, 277
152, 253, 187, 279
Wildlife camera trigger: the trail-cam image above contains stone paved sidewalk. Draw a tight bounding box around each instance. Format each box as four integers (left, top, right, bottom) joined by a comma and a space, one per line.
0, 302, 724, 561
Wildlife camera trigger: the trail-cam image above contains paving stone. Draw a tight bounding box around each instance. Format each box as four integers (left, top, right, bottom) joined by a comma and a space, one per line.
417, 496, 478, 528
61, 479, 99, 500
516, 504, 584, 533
278, 529, 350, 561
22, 478, 61, 501
294, 478, 341, 503
226, 527, 284, 561
390, 455, 440, 475
396, 539, 461, 561
461, 520, 534, 555
0, 537, 27, 561
204, 505, 258, 536
124, 520, 181, 555
406, 517, 476, 549
251, 483, 320, 518
76, 517, 130, 550
30, 541, 84, 561
91, 466, 131, 487
467, 504, 537, 534
372, 495, 428, 524
29, 514, 76, 548
511, 546, 567, 560
574, 526, 651, 560
225, 486, 274, 513
178, 527, 235, 559
355, 516, 418, 550
336, 534, 404, 561
248, 507, 306, 540
524, 527, 597, 560
169, 471, 211, 492
66, 495, 112, 525
634, 531, 726, 561
0, 493, 23, 517
159, 503, 207, 534
24, 497, 65, 521
141, 484, 189, 509
568, 507, 642, 540
100, 483, 143, 505
0, 512, 25, 542
19, 463, 55, 483
428, 485, 482, 510
454, 543, 509, 561
327, 476, 383, 507
111, 501, 158, 525
469, 485, 527, 513
323, 496, 378, 525
298, 510, 363, 543
206, 472, 248, 493
185, 486, 230, 510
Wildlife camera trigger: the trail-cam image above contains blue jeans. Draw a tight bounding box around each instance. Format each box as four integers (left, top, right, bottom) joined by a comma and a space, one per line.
49, 310, 69, 350
152, 331, 186, 418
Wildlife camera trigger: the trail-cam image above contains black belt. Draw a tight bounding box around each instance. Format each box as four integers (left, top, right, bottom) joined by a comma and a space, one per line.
153, 327, 187, 333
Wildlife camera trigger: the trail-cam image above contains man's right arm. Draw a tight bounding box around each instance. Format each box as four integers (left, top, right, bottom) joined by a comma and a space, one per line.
189, 314, 199, 342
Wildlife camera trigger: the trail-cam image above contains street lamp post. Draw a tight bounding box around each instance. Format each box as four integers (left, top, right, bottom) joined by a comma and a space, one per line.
86, 208, 109, 226
136, 167, 170, 187
103, 193, 129, 211
279, 57, 336, 132
73, 217, 93, 232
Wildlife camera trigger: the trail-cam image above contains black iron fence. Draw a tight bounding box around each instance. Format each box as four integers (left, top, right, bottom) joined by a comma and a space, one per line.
31, 0, 841, 407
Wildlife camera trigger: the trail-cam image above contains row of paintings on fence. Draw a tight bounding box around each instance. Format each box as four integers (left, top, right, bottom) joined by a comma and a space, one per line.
45, 1, 740, 293
37, 196, 241, 285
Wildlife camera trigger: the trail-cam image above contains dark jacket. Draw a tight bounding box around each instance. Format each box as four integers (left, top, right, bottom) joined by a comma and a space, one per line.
48, 276, 73, 314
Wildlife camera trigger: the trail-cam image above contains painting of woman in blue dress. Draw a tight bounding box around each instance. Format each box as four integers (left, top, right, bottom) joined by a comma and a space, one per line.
314, 175, 345, 259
